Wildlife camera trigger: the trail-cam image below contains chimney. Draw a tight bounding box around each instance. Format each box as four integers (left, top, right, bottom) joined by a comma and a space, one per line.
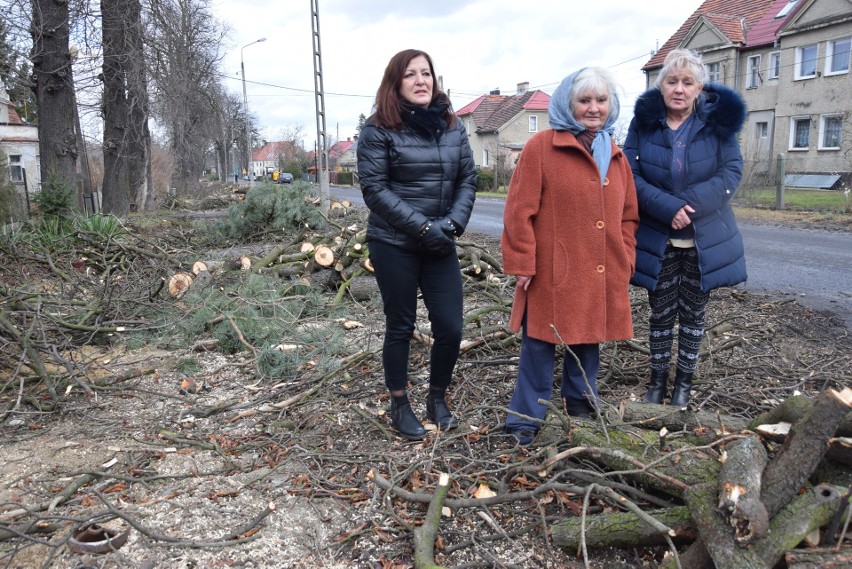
489, 88, 501, 95
517, 82, 529, 94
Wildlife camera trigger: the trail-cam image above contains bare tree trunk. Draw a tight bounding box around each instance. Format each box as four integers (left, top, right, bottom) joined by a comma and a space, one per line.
31, 0, 77, 191
101, 0, 151, 214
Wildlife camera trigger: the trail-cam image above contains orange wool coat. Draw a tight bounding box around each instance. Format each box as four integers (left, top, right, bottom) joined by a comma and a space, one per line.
501, 129, 639, 345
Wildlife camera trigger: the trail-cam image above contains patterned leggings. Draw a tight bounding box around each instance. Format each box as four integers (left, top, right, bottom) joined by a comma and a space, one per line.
648, 245, 710, 374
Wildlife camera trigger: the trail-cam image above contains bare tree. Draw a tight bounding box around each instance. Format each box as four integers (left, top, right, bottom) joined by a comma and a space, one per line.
146, 0, 225, 196
101, 0, 151, 213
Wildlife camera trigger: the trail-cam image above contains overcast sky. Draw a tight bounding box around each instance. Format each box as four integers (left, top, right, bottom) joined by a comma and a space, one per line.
211, 0, 703, 149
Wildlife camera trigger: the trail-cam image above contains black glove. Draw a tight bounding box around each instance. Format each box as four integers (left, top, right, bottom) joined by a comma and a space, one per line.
436, 217, 461, 238
418, 220, 456, 256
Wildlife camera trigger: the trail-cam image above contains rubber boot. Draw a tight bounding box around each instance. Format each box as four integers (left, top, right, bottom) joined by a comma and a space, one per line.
643, 369, 669, 404
426, 390, 460, 430
390, 394, 426, 440
669, 369, 694, 407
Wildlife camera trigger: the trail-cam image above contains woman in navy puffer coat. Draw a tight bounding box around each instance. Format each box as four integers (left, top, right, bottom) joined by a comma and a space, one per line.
624, 48, 746, 408
357, 49, 477, 440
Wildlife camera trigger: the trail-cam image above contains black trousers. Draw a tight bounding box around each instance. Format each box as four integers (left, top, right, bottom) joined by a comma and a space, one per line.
648, 245, 710, 374
368, 240, 463, 392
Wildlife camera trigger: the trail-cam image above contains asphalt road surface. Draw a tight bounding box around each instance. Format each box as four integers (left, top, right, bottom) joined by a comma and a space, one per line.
329, 187, 852, 329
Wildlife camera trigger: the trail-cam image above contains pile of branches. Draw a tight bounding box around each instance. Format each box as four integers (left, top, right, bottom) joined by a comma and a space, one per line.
1, 189, 851, 568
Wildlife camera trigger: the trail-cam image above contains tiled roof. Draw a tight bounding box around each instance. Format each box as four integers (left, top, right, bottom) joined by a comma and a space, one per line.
7, 106, 24, 125
644, 0, 778, 70
329, 139, 354, 159
252, 140, 297, 162
746, 0, 804, 46
456, 90, 550, 133
704, 13, 747, 43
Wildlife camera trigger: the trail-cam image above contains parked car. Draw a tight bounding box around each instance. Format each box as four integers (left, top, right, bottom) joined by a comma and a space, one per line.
277, 172, 294, 184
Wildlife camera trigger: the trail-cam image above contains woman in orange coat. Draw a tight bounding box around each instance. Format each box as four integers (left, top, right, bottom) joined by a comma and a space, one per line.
501, 67, 638, 446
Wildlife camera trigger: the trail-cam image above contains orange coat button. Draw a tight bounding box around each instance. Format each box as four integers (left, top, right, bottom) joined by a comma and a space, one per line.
596, 265, 605, 273
596, 221, 605, 229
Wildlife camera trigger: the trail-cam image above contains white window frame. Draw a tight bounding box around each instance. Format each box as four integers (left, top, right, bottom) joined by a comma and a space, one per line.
768, 51, 781, 79
9, 154, 23, 182
482, 148, 489, 167
706, 62, 721, 83
756, 122, 769, 139
825, 37, 851, 76
795, 44, 818, 80
776, 0, 799, 19
818, 114, 843, 150
789, 116, 811, 150
529, 115, 538, 133
747, 55, 761, 88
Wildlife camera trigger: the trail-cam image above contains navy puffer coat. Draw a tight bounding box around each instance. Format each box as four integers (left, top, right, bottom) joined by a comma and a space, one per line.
623, 83, 747, 292
356, 118, 477, 252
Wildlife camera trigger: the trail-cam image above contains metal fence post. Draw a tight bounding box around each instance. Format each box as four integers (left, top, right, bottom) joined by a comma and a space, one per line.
775, 153, 785, 209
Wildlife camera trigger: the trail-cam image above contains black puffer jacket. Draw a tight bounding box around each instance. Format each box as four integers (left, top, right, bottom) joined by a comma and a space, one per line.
356, 118, 477, 252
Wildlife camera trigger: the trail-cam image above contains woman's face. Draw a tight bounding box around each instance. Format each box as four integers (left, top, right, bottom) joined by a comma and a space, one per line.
661, 69, 702, 114
399, 55, 433, 107
572, 90, 610, 132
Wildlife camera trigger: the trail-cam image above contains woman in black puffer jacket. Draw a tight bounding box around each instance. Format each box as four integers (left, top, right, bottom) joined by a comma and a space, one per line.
357, 49, 477, 440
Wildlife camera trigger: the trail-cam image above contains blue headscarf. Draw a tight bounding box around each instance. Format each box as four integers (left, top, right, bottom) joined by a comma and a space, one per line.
548, 68, 620, 184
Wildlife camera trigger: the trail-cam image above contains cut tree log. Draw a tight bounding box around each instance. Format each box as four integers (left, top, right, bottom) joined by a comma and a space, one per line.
717, 435, 769, 543
621, 400, 750, 434
313, 245, 335, 268
673, 482, 845, 569
551, 506, 697, 550
568, 426, 722, 498
167, 273, 193, 298
786, 546, 852, 568
748, 394, 852, 437
191, 260, 208, 275
761, 388, 852, 519
347, 275, 379, 302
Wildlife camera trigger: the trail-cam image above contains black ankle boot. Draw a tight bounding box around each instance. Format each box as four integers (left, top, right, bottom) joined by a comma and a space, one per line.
643, 369, 669, 404
390, 394, 426, 440
563, 397, 594, 419
669, 369, 694, 407
426, 390, 459, 430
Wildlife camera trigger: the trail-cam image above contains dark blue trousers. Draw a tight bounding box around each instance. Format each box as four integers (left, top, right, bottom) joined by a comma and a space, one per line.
505, 314, 600, 433
368, 240, 463, 392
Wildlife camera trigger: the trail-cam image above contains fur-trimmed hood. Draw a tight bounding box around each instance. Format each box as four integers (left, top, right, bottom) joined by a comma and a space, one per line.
632, 83, 746, 138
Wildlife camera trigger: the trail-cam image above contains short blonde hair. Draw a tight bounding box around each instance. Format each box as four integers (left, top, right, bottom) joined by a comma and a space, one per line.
654, 48, 708, 88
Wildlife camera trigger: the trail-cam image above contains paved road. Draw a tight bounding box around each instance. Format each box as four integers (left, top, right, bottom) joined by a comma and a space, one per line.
329, 187, 852, 329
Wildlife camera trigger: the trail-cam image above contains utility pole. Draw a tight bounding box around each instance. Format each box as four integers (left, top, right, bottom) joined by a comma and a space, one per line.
311, 0, 330, 209
241, 38, 266, 181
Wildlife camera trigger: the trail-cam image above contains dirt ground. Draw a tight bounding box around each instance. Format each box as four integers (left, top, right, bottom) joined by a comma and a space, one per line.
1, 198, 850, 569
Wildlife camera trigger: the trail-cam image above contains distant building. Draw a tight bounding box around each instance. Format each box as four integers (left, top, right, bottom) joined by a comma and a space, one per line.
250, 140, 300, 178
455, 82, 550, 172
645, 0, 852, 188
0, 87, 39, 192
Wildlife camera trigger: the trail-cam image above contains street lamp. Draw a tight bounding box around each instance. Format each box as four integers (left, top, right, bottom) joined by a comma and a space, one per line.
241, 37, 266, 181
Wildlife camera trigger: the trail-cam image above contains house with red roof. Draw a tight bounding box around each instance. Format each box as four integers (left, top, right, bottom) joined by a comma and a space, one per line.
644, 0, 852, 188
328, 137, 356, 172
0, 87, 40, 196
250, 140, 301, 179
455, 82, 550, 183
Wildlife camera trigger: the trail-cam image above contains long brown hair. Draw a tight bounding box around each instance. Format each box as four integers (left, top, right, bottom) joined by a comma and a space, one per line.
371, 49, 456, 130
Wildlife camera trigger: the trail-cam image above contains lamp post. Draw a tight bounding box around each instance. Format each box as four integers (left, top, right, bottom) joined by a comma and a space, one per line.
241, 37, 266, 182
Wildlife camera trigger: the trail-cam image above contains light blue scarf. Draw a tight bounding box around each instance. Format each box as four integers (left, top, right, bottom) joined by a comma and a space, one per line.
548, 68, 620, 184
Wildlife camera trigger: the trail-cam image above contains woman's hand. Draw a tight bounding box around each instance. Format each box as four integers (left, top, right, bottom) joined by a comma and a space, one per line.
515, 275, 532, 291
671, 205, 695, 230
